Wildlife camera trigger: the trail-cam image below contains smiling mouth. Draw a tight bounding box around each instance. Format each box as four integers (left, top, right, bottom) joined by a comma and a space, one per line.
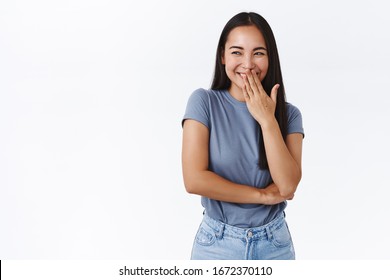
237, 72, 260, 76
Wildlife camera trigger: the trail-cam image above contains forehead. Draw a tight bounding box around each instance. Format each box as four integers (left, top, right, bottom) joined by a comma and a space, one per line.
226, 25, 266, 47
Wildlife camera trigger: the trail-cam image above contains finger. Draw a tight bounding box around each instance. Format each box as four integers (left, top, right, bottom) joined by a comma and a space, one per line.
251, 70, 265, 93
241, 73, 253, 97
270, 84, 280, 103
245, 70, 259, 95
240, 76, 249, 98
242, 84, 250, 101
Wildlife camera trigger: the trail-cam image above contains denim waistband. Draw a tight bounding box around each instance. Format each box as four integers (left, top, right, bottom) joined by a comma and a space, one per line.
202, 213, 285, 241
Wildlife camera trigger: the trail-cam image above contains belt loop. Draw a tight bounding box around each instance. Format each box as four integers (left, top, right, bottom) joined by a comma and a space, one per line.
216, 223, 225, 239
265, 226, 272, 241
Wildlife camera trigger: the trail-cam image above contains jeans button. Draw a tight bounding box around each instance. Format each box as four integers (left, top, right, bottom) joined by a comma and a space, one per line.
247, 231, 253, 237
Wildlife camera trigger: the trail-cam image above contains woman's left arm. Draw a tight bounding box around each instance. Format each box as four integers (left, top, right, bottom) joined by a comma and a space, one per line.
242, 70, 303, 197
262, 124, 303, 197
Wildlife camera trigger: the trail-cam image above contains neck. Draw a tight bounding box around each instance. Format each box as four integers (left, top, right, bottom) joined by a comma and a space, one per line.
228, 86, 246, 102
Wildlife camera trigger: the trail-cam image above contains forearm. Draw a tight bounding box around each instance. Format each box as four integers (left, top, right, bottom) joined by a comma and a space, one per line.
261, 119, 301, 197
184, 170, 289, 205
183, 170, 262, 204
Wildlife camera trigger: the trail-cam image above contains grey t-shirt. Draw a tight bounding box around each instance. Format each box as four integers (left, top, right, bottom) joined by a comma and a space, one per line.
183, 88, 304, 227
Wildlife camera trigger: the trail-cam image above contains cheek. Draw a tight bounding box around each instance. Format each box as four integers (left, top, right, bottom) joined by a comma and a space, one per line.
225, 61, 238, 76
224, 58, 235, 70
259, 62, 269, 80
260, 69, 268, 80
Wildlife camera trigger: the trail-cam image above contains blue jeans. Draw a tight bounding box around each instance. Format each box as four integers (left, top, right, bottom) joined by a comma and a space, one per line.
191, 213, 295, 260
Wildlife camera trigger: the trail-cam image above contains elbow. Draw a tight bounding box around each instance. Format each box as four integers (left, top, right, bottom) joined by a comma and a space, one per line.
278, 173, 302, 198
279, 188, 296, 199
184, 182, 197, 194
183, 176, 201, 195
183, 169, 207, 195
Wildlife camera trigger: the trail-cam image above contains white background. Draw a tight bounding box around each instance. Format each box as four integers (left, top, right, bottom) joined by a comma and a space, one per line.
1, 0, 389, 259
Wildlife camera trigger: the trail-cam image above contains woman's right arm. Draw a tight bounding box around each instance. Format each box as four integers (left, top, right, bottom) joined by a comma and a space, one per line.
182, 119, 291, 205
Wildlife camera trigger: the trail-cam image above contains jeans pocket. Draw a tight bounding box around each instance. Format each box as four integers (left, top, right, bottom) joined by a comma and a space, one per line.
271, 221, 292, 248
195, 222, 217, 246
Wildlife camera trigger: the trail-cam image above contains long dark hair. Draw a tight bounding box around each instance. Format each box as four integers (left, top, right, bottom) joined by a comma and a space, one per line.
211, 12, 287, 170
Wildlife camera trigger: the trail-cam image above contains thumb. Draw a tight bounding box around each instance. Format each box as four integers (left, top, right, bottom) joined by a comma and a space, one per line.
271, 84, 279, 103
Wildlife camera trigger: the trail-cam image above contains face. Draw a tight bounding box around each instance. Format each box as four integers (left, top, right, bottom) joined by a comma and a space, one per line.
222, 25, 269, 98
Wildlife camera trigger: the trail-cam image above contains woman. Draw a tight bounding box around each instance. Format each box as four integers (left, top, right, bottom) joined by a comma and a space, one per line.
182, 12, 304, 260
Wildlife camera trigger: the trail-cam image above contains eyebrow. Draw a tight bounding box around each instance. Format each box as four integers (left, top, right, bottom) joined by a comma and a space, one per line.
229, 46, 267, 51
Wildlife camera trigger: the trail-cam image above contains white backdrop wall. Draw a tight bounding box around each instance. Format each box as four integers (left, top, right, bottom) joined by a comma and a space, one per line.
1, 0, 389, 259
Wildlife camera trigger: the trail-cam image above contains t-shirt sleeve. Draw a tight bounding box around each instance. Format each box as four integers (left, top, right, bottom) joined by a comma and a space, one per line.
182, 88, 210, 129
286, 103, 304, 137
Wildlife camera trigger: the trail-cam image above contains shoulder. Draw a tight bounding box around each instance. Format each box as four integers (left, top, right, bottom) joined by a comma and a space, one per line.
285, 102, 304, 136
186, 88, 223, 107
183, 88, 220, 129
186, 88, 211, 108
190, 88, 220, 100
285, 102, 303, 120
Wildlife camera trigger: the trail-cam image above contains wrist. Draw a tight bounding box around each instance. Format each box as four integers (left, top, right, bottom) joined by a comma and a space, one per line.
258, 117, 278, 131
257, 188, 268, 204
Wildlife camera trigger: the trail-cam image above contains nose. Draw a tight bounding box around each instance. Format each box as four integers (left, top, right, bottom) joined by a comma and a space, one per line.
242, 55, 255, 70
